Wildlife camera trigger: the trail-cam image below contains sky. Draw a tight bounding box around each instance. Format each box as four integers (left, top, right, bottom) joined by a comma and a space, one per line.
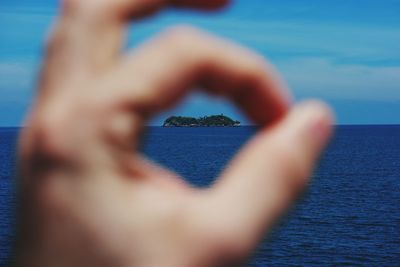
1, 0, 400, 126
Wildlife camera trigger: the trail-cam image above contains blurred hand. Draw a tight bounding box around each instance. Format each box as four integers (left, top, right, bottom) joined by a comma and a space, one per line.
16, 0, 333, 266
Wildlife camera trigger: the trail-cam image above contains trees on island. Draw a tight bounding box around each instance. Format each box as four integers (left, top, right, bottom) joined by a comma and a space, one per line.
163, 115, 240, 127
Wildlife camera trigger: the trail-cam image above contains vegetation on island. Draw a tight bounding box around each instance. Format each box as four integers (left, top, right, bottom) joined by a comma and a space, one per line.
163, 115, 241, 127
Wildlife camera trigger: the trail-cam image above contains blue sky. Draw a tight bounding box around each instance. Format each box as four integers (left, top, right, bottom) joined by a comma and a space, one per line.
1, 0, 400, 126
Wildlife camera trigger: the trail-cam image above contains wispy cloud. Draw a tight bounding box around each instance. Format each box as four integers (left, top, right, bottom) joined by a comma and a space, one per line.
127, 14, 400, 104
0, 60, 37, 96
277, 57, 400, 101
135, 16, 400, 65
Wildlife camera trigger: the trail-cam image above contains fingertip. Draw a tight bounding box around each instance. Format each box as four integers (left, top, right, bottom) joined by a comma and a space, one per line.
295, 100, 335, 149
297, 100, 335, 122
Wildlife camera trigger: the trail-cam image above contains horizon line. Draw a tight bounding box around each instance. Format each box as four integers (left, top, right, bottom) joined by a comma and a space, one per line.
2, 124, 400, 129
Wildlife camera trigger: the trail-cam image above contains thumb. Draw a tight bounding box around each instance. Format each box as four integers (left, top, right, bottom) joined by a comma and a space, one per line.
207, 100, 334, 254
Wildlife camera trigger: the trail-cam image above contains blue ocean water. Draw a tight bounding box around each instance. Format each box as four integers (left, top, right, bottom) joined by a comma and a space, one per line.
1, 126, 400, 266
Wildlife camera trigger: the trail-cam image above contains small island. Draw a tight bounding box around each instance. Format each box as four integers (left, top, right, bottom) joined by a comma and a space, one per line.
163, 115, 241, 127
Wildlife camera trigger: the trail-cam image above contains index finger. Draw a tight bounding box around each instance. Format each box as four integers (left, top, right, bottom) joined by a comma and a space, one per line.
100, 27, 291, 133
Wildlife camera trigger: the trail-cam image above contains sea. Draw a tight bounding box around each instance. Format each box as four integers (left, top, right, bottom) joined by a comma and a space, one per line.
1, 126, 400, 266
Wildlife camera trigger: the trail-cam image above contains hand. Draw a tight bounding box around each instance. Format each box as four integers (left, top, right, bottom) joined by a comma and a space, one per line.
15, 0, 333, 266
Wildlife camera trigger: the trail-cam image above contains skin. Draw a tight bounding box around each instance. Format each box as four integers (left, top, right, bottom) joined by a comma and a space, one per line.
15, 0, 334, 266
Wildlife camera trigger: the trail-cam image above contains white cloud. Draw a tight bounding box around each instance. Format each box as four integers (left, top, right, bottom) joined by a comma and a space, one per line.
0, 60, 38, 95
132, 14, 400, 102
276, 57, 400, 101
131, 15, 400, 65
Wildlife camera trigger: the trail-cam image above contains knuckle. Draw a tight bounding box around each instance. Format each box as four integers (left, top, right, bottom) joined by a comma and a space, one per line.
161, 25, 204, 51
161, 26, 269, 77
26, 98, 78, 162
165, 25, 200, 40
159, 25, 221, 69
62, 0, 112, 20
242, 54, 269, 79
33, 109, 69, 159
